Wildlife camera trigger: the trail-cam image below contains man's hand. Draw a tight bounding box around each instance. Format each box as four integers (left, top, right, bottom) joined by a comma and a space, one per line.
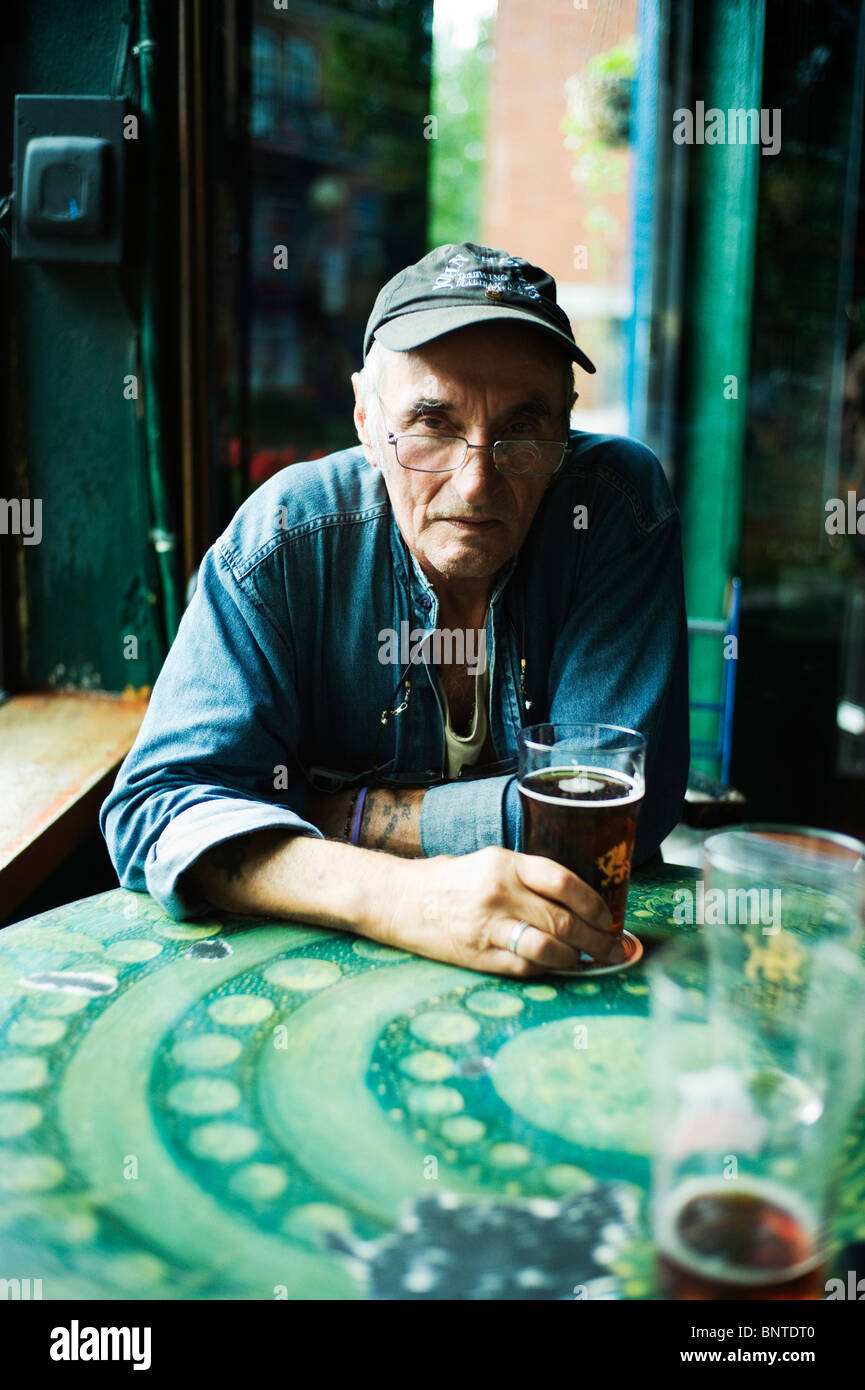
187, 829, 622, 978
382, 845, 622, 976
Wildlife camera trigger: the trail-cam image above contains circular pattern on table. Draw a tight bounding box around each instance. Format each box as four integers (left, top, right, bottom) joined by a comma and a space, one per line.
282, 1203, 353, 1241
206, 994, 274, 1026
187, 1121, 261, 1162
105, 939, 163, 963
0, 1151, 65, 1191
490, 1016, 651, 1157
167, 1077, 242, 1116
625, 864, 700, 932
0, 1055, 48, 1090
5, 927, 103, 955
619, 977, 649, 996
172, 1033, 243, 1069
545, 1163, 596, 1194
488, 1142, 532, 1168
371, 971, 662, 1204
27, 992, 94, 1016
25, 1197, 100, 1246
465, 990, 524, 1018
440, 1115, 486, 1144
405, 1084, 464, 1117
0, 909, 366, 1297
106, 1252, 169, 1289
263, 959, 342, 991
229, 1163, 289, 1202
352, 941, 405, 962
7, 1017, 67, 1047
408, 1011, 479, 1045
153, 922, 223, 941
399, 1050, 455, 1081
2, 878, 863, 1299
0, 1099, 43, 1137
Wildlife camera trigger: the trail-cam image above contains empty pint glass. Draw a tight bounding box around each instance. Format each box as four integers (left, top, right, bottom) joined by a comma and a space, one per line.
648, 933, 865, 1300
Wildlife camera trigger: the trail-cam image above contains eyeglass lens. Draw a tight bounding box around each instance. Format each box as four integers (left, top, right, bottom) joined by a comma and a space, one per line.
393, 435, 564, 474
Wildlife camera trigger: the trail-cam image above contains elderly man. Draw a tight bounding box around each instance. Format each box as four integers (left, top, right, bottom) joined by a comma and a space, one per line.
101, 242, 689, 978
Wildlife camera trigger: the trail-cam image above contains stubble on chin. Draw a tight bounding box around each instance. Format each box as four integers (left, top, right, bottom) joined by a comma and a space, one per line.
423, 536, 510, 581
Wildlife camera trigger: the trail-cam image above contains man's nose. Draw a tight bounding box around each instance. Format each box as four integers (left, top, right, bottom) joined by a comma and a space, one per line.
452, 442, 500, 498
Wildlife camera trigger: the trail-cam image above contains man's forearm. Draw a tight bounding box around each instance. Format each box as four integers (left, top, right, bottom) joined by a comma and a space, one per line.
185, 790, 426, 927
305, 787, 425, 856
184, 828, 411, 935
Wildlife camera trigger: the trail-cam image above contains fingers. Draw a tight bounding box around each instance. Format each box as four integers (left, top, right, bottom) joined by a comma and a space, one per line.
492, 919, 583, 975
509, 854, 622, 964
488, 949, 546, 979
512, 851, 612, 929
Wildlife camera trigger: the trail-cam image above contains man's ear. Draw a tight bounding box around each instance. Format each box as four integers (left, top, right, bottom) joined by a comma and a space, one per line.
350, 371, 365, 440
351, 372, 377, 467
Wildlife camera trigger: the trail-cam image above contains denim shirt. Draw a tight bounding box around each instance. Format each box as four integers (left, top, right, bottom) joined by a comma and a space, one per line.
100, 430, 690, 919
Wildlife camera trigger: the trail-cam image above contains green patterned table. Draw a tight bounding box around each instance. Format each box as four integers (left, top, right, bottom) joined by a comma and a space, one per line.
1, 864, 863, 1300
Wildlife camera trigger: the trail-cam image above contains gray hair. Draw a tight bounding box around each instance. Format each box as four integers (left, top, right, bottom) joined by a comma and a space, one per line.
356, 340, 387, 407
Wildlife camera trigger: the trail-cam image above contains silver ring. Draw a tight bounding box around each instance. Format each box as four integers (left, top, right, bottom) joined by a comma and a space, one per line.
507, 920, 530, 955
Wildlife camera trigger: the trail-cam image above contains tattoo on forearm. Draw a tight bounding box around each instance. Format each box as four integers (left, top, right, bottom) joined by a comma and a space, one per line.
371, 805, 399, 850
369, 797, 415, 852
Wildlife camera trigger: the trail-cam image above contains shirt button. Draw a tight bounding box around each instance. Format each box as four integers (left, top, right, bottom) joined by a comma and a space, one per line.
420, 594, 432, 611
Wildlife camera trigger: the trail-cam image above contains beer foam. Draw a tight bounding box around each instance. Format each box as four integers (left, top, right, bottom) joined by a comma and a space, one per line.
520, 765, 644, 806
654, 1175, 822, 1288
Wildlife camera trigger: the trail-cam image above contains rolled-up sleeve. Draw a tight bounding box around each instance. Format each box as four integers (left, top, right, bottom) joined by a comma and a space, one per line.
420, 773, 520, 857
99, 541, 322, 920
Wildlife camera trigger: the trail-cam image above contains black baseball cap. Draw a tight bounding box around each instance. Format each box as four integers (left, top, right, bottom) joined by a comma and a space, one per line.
363, 242, 596, 374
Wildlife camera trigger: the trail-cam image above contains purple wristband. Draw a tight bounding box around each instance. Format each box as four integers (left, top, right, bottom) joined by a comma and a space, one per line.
350, 786, 369, 845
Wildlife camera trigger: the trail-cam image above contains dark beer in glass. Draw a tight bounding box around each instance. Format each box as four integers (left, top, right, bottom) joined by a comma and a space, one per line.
518, 766, 643, 931
655, 1179, 826, 1300
518, 725, 647, 971
648, 937, 865, 1305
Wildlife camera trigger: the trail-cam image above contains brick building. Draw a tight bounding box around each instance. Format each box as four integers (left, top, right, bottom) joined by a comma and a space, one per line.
482, 0, 639, 423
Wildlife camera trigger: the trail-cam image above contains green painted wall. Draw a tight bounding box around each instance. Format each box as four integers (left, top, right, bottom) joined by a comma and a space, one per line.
1, 0, 168, 693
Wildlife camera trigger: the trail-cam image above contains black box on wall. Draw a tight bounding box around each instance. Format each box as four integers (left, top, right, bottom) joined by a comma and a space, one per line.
12, 94, 128, 263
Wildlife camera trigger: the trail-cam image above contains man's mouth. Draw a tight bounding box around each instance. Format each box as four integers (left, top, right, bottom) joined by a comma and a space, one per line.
440, 517, 500, 530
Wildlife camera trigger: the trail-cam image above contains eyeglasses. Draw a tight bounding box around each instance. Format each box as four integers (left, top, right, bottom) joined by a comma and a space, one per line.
376, 399, 569, 476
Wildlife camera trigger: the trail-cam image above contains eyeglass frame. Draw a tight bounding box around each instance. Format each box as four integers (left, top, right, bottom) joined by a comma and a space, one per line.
374, 395, 572, 477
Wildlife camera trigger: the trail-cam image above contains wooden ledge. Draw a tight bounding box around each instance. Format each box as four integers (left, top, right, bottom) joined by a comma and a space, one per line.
0, 689, 149, 918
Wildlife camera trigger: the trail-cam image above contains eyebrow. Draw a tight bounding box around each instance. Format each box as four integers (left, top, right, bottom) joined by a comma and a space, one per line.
398, 395, 555, 426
